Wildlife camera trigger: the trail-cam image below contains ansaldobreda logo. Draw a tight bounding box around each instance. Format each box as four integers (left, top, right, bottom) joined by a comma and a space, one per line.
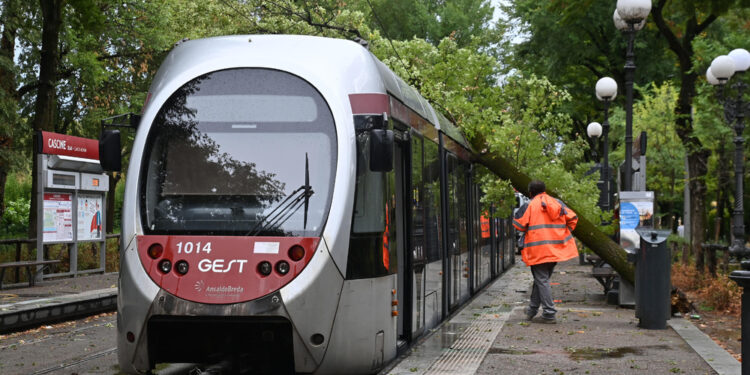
194, 280, 205, 292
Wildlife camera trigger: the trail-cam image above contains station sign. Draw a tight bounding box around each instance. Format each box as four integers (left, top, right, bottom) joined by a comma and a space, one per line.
39, 131, 99, 160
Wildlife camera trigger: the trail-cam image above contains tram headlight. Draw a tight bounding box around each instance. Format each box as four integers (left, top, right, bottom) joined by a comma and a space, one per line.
175, 260, 189, 275
148, 243, 164, 259
276, 260, 290, 275
258, 261, 272, 276
158, 259, 172, 274
288, 245, 305, 261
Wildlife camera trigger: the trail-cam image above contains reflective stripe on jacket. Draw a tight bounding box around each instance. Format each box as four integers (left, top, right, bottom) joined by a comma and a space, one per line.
513, 192, 578, 266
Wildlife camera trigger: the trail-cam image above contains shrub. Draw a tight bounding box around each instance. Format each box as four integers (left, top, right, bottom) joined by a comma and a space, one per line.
698, 274, 741, 314
671, 263, 705, 291
0, 197, 30, 238
672, 263, 741, 314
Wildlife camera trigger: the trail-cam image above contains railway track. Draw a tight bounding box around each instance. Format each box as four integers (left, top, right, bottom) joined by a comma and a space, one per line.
30, 347, 118, 375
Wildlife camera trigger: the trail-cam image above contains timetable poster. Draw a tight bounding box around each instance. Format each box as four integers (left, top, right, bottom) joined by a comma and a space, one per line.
78, 194, 103, 240
43, 193, 73, 242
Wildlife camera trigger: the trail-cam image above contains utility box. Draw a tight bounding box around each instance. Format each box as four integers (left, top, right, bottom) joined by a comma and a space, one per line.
36, 131, 109, 281
634, 229, 671, 329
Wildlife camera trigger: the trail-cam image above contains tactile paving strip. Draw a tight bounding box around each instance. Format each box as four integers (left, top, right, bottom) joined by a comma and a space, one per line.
423, 311, 512, 375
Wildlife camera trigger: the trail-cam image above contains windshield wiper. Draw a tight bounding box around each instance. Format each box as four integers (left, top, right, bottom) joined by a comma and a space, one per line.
304, 153, 311, 229
247, 153, 314, 236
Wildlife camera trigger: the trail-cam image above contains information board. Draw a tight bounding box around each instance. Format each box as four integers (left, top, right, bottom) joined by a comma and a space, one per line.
77, 193, 103, 240
43, 192, 73, 242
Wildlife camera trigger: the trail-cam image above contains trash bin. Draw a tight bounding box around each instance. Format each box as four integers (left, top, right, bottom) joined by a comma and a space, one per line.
634, 229, 671, 329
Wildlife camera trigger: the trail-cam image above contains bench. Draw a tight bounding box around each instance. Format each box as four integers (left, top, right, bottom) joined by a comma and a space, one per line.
592, 266, 616, 293
0, 260, 61, 289
585, 254, 606, 267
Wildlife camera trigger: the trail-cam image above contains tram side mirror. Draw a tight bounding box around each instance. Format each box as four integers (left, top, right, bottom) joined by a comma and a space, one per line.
369, 129, 394, 172
99, 130, 122, 172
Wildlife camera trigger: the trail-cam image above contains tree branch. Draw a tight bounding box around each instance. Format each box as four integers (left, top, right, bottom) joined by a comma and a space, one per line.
651, 0, 689, 66
264, 0, 364, 40
16, 82, 39, 99
694, 14, 717, 35
581, 61, 603, 78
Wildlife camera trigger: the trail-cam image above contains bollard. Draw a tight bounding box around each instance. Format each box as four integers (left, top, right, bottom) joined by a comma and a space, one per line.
729, 261, 750, 375
634, 229, 671, 329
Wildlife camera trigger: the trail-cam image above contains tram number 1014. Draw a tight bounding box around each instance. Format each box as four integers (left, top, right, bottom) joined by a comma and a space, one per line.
175, 242, 213, 255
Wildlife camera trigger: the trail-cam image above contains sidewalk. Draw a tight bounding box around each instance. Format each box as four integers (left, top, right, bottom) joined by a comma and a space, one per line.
0, 272, 117, 333
385, 259, 741, 375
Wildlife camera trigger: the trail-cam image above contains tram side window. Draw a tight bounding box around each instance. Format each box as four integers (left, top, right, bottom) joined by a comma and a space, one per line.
450, 156, 469, 255
446, 154, 459, 256
347, 122, 393, 279
352, 131, 385, 233
411, 135, 425, 262
424, 139, 442, 262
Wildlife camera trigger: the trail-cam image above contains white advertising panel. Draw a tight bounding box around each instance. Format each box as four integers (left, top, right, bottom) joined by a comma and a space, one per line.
619, 197, 654, 251
78, 194, 103, 240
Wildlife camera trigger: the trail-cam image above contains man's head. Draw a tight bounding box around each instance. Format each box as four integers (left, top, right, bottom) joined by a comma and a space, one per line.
528, 180, 546, 198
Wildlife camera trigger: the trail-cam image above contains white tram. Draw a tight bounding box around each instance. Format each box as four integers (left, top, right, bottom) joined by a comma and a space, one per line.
111, 35, 516, 374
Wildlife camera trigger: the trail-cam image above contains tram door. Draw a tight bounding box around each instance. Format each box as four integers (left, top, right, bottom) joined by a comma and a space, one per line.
394, 129, 426, 346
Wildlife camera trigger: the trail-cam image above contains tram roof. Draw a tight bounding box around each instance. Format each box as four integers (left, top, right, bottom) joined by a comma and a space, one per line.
159, 35, 473, 152
370, 58, 472, 151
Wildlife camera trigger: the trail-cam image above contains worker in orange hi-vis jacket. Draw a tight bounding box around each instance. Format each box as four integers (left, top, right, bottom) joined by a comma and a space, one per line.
513, 180, 578, 324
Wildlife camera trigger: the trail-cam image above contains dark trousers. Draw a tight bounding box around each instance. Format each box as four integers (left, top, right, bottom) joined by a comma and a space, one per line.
529, 262, 557, 318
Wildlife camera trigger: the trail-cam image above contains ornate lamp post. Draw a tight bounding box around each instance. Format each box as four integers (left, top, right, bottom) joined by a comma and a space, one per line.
593, 77, 617, 213
587, 121, 602, 162
708, 48, 750, 374
614, 0, 651, 191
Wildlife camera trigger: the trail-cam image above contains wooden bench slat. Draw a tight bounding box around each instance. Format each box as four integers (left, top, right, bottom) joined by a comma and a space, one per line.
592, 267, 615, 276
0, 260, 61, 268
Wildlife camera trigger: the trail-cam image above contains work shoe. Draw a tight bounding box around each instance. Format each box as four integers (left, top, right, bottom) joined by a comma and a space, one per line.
524, 307, 537, 321
536, 316, 557, 324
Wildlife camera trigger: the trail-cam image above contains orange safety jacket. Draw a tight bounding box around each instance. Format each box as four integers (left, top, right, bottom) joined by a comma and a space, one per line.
513, 192, 578, 266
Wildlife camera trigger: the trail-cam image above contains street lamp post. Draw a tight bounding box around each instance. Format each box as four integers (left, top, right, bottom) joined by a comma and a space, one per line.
614, 0, 651, 191
587, 121, 604, 212
593, 77, 618, 213
708, 48, 750, 375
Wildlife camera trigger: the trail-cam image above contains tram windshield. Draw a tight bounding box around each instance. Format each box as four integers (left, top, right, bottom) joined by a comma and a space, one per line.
140, 68, 337, 237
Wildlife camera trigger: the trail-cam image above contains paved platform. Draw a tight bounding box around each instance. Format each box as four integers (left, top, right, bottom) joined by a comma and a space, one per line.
384, 259, 741, 375
0, 272, 117, 333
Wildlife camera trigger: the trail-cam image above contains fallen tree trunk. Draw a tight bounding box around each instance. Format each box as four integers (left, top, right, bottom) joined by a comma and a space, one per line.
472, 143, 634, 284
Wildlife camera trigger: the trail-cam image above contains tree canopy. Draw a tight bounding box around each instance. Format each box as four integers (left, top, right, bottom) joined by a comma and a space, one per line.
1, 0, 748, 277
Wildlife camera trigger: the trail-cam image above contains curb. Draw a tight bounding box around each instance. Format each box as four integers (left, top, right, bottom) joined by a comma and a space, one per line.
668, 317, 741, 375
0, 288, 117, 333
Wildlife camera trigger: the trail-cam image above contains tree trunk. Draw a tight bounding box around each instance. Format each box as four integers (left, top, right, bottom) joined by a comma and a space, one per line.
652, 0, 718, 275
687, 150, 709, 272
708, 144, 730, 277
469, 139, 634, 283
0, 0, 19, 222
682, 242, 690, 265
29, 0, 65, 238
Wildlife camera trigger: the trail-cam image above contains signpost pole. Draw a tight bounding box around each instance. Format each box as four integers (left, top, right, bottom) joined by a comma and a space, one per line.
36, 153, 44, 282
